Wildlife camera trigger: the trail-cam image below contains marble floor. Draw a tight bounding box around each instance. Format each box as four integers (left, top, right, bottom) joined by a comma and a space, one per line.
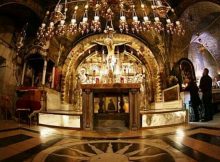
1, 113, 220, 162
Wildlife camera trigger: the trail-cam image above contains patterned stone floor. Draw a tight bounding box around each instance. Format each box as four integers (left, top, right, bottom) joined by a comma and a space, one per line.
0, 113, 220, 162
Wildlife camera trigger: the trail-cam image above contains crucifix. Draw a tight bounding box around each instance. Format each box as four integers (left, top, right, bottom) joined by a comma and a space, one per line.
93, 36, 130, 72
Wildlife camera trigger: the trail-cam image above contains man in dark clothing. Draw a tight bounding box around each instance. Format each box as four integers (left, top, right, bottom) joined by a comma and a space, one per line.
185, 78, 201, 121
199, 68, 213, 121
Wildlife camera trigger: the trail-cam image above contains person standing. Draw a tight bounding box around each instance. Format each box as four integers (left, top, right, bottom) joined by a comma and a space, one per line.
199, 68, 213, 121
184, 78, 201, 121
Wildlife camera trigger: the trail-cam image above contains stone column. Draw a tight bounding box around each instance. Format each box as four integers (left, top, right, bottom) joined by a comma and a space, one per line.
51, 66, 55, 88
42, 58, 48, 85
21, 61, 27, 85
82, 89, 93, 130
129, 88, 140, 130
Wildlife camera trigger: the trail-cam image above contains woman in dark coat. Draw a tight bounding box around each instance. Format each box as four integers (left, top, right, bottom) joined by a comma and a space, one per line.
185, 78, 201, 121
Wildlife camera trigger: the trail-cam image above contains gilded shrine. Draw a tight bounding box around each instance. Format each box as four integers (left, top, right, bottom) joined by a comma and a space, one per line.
37, 34, 187, 130
1, 0, 220, 161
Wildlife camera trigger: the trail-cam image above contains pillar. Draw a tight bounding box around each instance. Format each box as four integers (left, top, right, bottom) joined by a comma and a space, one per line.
21, 61, 27, 85
129, 88, 140, 130
32, 72, 35, 87
42, 58, 48, 85
51, 66, 55, 88
69, 74, 73, 103
82, 89, 93, 130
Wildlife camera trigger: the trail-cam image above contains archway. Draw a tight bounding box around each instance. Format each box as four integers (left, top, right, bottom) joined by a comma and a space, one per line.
188, 11, 220, 80
172, 1, 220, 64
172, 58, 196, 90
62, 34, 161, 110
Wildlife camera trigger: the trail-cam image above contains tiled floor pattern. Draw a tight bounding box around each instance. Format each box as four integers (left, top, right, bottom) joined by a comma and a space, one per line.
0, 116, 220, 162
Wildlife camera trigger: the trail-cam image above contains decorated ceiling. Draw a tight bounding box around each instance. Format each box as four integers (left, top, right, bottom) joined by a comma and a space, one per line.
0, 0, 220, 69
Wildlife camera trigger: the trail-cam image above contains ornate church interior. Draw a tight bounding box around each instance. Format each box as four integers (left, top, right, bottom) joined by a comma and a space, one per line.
0, 0, 220, 161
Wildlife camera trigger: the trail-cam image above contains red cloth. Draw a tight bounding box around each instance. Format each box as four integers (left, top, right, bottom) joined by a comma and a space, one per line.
16, 88, 42, 112
16, 99, 41, 111
30, 101, 41, 110
54, 67, 60, 90
16, 86, 37, 91
16, 100, 31, 110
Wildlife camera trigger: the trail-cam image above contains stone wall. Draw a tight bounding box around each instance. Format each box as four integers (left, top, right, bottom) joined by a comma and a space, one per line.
0, 16, 21, 117
171, 1, 220, 81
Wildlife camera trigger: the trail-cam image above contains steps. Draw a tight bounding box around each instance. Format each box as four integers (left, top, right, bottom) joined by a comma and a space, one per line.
38, 110, 82, 128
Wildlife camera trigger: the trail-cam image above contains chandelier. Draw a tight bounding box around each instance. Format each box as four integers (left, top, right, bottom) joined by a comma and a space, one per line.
37, 0, 185, 45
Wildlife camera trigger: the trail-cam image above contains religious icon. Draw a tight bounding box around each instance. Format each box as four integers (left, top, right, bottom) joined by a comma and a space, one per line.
78, 67, 87, 83
108, 99, 115, 110
105, 97, 117, 112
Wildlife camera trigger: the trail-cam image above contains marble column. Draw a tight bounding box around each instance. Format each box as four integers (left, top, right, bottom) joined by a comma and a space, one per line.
42, 58, 48, 85
82, 89, 93, 130
129, 88, 140, 130
21, 61, 27, 85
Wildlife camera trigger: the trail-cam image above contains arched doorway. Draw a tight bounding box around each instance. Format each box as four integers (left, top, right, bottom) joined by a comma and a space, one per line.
172, 58, 196, 90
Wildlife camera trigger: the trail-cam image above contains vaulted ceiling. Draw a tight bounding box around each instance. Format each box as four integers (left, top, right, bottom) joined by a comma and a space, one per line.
0, 0, 220, 67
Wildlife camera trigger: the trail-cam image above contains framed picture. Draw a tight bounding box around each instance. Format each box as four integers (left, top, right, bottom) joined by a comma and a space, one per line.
105, 97, 118, 112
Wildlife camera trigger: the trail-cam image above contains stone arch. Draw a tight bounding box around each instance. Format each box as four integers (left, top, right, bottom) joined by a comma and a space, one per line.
62, 34, 162, 105
172, 1, 220, 63
188, 11, 220, 78
189, 42, 219, 80
174, 0, 220, 17
172, 58, 196, 90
